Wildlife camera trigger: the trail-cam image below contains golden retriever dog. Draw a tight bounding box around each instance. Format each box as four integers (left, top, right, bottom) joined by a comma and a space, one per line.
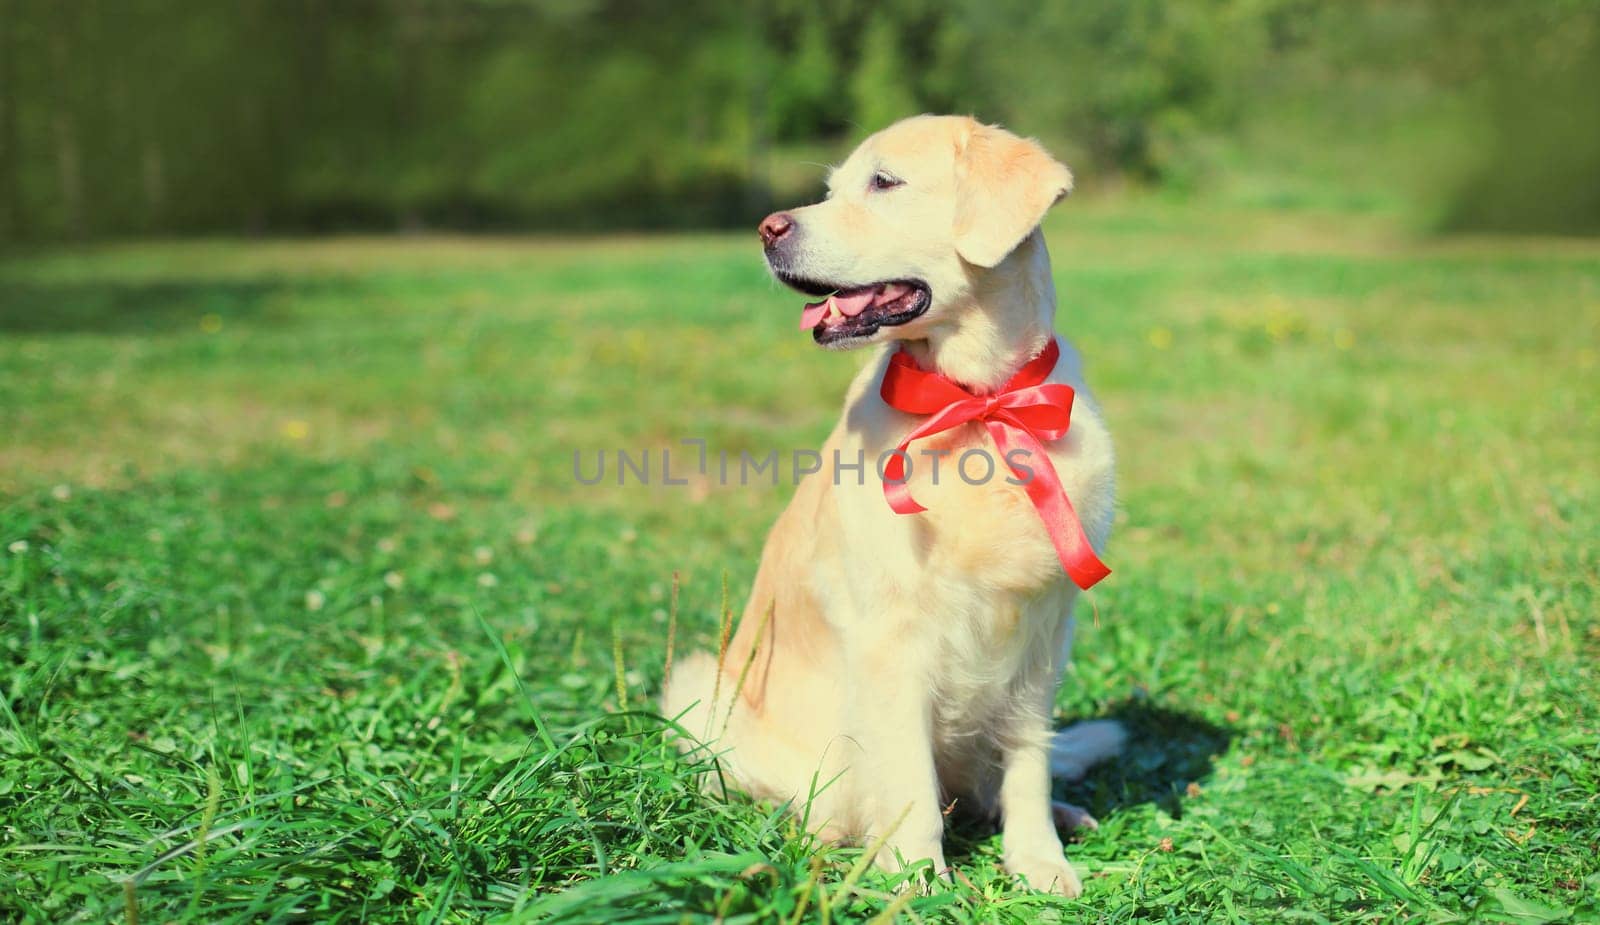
663, 114, 1122, 896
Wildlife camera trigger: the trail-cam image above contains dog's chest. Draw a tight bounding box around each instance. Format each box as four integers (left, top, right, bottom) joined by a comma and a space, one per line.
824, 351, 1115, 643
896, 420, 1109, 592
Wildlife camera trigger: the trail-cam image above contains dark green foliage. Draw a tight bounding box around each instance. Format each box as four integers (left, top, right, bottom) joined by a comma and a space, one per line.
1, 0, 1596, 242
1433, 4, 1600, 235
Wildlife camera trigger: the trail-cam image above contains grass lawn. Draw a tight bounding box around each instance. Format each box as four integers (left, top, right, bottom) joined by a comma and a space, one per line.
1, 196, 1596, 923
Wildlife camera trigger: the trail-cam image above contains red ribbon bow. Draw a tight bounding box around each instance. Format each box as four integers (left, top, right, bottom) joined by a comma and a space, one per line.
878, 339, 1111, 590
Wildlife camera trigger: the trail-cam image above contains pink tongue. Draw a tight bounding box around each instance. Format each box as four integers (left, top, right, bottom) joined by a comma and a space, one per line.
799, 301, 830, 330
833, 289, 877, 316
798, 288, 880, 331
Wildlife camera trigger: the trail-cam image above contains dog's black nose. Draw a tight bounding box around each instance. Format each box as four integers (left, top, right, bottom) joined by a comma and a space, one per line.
758, 212, 794, 248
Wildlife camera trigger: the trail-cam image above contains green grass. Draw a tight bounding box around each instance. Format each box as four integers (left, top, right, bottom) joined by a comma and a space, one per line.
1, 196, 1597, 922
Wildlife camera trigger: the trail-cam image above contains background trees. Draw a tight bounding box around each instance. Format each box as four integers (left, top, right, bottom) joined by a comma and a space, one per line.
1, 0, 1594, 242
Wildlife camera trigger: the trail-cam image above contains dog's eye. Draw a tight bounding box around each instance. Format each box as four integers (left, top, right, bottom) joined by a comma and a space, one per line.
869, 171, 904, 192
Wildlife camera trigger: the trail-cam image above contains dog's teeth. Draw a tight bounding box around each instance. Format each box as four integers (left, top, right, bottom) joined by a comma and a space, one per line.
826, 300, 845, 324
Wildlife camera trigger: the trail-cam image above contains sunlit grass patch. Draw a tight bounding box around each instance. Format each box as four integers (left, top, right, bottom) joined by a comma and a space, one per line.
2, 197, 1596, 921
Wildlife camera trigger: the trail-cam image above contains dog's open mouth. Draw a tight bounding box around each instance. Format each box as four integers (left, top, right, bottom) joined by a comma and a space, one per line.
777, 274, 932, 345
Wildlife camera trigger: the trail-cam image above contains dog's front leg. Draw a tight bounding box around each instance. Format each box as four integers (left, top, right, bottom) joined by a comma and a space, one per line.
997, 709, 1084, 897
998, 662, 1088, 896
849, 650, 947, 884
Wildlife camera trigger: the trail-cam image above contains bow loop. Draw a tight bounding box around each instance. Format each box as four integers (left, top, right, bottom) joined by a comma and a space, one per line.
881, 350, 974, 415
877, 339, 1110, 590
988, 383, 1076, 439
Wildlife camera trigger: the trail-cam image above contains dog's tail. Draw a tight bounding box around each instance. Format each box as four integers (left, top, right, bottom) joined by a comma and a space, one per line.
660, 650, 721, 744
1049, 719, 1127, 781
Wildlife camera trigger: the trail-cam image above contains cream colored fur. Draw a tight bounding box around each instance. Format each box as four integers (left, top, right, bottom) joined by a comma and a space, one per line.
662, 115, 1121, 896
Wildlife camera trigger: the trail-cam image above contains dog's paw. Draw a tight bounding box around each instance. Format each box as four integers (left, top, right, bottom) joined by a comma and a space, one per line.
1051, 800, 1099, 833
1005, 852, 1084, 897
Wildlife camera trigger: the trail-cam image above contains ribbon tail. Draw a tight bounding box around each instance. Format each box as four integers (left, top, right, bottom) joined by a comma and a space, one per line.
991, 423, 1111, 590
883, 435, 927, 515
882, 399, 986, 516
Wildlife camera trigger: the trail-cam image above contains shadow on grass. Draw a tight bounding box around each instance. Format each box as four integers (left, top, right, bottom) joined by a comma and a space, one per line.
1063, 700, 1235, 819
945, 699, 1235, 860
0, 278, 321, 334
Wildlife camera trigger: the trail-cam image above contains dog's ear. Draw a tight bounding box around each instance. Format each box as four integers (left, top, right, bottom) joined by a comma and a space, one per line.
953, 122, 1073, 268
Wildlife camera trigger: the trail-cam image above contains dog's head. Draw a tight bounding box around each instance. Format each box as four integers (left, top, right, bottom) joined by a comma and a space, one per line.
760, 115, 1072, 349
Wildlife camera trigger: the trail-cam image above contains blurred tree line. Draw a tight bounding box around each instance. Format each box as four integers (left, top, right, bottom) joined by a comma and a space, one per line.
0, 0, 1595, 243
